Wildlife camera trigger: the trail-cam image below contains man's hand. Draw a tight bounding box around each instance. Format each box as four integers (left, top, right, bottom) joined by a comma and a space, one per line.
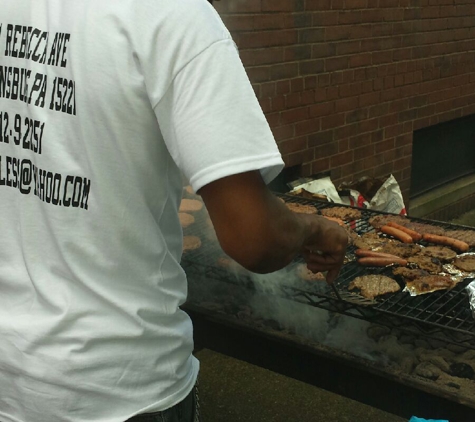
198, 170, 349, 276
299, 217, 349, 284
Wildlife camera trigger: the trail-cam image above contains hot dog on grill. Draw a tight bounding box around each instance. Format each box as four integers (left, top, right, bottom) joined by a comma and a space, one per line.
386, 221, 422, 242
355, 249, 403, 259
380, 225, 413, 243
422, 233, 470, 253
358, 256, 408, 267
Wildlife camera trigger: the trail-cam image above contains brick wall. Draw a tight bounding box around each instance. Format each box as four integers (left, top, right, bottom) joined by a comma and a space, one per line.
213, 0, 475, 202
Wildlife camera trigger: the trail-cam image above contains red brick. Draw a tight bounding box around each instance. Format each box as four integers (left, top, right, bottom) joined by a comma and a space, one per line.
272, 125, 295, 142
306, 0, 331, 11
336, 40, 362, 55
240, 48, 284, 67
325, 56, 349, 72
345, 108, 368, 124
339, 11, 363, 25
299, 60, 325, 75
309, 102, 335, 117
334, 122, 359, 140
311, 158, 331, 174
252, 14, 290, 31
345, 0, 367, 9
284, 150, 315, 167
223, 0, 261, 13
295, 118, 321, 136
281, 107, 309, 124
238, 30, 298, 49
330, 69, 355, 85
354, 144, 375, 161
339, 139, 350, 152
299, 28, 326, 43
270, 63, 299, 80
368, 103, 389, 118
308, 130, 334, 147
259, 97, 272, 113
359, 92, 381, 107
325, 26, 351, 41
278, 136, 308, 154
375, 139, 395, 154
321, 112, 346, 130
312, 11, 339, 26
275, 80, 291, 95
311, 43, 337, 59
349, 53, 372, 68
285, 92, 303, 109
331, 151, 354, 167
335, 96, 359, 112
262, 0, 298, 12
359, 118, 379, 133
284, 45, 312, 61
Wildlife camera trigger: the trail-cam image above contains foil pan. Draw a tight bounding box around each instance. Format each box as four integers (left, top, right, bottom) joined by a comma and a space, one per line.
403, 252, 475, 297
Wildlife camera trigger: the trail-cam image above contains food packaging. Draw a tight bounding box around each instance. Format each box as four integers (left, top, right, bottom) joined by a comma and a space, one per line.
289, 174, 406, 215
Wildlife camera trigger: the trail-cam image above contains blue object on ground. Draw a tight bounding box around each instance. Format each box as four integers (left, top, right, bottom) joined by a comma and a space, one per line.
409, 417, 449, 422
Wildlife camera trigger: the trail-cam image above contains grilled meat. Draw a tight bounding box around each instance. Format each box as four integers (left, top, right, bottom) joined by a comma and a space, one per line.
393, 267, 429, 280
420, 246, 457, 262
407, 255, 443, 274
286, 202, 317, 214
453, 255, 475, 272
405, 275, 456, 294
321, 206, 362, 221
353, 232, 389, 250
380, 242, 422, 258
348, 275, 400, 299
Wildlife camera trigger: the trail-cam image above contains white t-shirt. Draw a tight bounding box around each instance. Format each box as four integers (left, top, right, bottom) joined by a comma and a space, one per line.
0, 1, 283, 421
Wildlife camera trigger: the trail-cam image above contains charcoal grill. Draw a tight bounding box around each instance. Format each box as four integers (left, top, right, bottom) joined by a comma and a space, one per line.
181, 193, 475, 420
182, 193, 475, 349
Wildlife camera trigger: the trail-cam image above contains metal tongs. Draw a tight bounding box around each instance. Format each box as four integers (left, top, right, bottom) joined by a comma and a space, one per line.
330, 283, 343, 301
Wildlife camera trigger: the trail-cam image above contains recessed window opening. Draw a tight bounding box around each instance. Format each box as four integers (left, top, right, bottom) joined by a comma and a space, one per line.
410, 114, 475, 199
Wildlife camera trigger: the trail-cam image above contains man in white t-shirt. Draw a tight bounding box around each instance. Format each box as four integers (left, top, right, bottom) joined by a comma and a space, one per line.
0, 1, 348, 421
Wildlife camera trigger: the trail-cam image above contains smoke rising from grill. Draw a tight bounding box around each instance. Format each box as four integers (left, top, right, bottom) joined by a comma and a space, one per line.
248, 267, 385, 362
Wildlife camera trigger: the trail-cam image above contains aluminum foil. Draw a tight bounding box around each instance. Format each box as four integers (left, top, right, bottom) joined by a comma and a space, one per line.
466, 280, 475, 318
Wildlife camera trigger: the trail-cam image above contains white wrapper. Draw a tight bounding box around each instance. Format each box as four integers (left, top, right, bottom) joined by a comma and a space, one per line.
466, 280, 475, 318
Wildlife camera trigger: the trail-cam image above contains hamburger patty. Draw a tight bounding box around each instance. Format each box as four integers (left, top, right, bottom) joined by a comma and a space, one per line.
453, 255, 475, 272
380, 242, 422, 258
407, 255, 443, 273
321, 206, 362, 221
353, 232, 389, 250
393, 267, 429, 280
348, 274, 400, 299
405, 275, 456, 295
286, 202, 317, 214
296, 263, 326, 281
420, 246, 457, 262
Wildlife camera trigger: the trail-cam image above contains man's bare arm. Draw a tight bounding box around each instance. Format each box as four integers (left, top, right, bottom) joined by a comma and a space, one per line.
198, 171, 348, 281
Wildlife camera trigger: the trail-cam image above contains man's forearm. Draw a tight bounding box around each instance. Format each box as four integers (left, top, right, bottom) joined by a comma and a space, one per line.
199, 171, 348, 276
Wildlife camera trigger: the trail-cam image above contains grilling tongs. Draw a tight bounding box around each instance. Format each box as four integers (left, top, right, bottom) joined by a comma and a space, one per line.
330, 283, 343, 301
329, 280, 376, 306
312, 250, 376, 306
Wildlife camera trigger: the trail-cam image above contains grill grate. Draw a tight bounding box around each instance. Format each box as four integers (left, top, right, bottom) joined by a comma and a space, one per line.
181, 193, 475, 347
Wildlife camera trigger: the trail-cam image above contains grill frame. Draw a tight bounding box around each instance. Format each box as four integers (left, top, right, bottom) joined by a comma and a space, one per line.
181, 193, 475, 348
